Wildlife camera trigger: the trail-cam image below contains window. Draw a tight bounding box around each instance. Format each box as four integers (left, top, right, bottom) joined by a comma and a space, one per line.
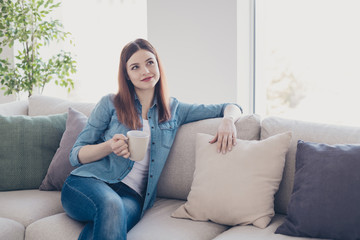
254, 0, 360, 126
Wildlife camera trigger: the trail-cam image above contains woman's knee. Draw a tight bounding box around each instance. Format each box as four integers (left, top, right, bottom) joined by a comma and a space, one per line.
61, 176, 100, 221
100, 195, 125, 220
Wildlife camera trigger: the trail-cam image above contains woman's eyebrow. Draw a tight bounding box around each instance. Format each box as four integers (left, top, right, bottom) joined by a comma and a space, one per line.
129, 58, 154, 67
129, 62, 138, 67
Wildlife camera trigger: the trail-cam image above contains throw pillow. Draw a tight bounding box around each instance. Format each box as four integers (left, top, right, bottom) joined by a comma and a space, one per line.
39, 108, 88, 191
276, 140, 360, 239
0, 113, 67, 191
172, 132, 292, 228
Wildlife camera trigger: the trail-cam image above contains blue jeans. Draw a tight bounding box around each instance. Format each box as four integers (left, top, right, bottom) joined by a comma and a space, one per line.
61, 175, 144, 240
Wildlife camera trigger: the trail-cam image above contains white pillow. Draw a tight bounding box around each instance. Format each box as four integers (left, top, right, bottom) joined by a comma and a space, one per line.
171, 132, 292, 229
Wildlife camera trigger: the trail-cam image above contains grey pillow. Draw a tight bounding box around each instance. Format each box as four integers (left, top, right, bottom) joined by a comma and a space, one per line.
39, 108, 88, 191
276, 140, 360, 239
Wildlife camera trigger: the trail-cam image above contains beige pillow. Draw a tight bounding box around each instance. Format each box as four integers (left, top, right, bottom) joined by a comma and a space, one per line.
171, 132, 292, 229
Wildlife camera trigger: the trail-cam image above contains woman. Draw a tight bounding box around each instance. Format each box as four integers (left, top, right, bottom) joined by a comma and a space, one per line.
61, 38, 242, 240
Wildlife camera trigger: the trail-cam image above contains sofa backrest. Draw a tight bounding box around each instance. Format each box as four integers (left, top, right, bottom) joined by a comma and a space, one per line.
0, 100, 28, 116
261, 117, 360, 215
28, 95, 95, 117
157, 114, 261, 200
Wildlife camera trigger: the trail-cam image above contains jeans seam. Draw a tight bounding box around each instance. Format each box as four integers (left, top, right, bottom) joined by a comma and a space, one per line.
63, 180, 99, 236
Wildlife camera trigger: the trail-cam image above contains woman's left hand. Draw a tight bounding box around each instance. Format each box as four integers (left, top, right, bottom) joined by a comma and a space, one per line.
209, 117, 237, 154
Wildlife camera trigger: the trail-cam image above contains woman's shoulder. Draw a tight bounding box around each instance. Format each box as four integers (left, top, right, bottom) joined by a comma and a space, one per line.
169, 97, 195, 109
93, 93, 116, 112
169, 96, 178, 104
169, 96, 180, 109
101, 93, 116, 101
97, 93, 116, 105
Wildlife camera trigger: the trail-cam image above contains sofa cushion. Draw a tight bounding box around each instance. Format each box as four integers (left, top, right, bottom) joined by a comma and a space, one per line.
0, 113, 67, 191
40, 108, 87, 191
28, 95, 95, 117
172, 132, 292, 229
0, 217, 24, 240
25, 213, 84, 240
0, 190, 63, 227
157, 114, 261, 200
276, 140, 360, 240
128, 198, 229, 240
261, 116, 360, 215
0, 100, 28, 116
212, 214, 324, 240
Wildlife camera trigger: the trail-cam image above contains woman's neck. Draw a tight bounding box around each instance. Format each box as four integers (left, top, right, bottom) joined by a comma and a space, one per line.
135, 89, 155, 119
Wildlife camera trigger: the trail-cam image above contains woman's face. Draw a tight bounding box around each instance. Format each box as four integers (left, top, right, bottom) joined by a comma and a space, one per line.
126, 49, 160, 93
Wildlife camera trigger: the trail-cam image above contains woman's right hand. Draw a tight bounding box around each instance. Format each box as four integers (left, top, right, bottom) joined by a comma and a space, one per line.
110, 134, 130, 158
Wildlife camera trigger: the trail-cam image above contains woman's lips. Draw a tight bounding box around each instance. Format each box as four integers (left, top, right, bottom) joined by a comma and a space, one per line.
141, 77, 152, 82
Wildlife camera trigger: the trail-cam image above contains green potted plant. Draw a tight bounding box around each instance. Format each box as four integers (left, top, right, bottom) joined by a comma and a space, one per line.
0, 0, 76, 99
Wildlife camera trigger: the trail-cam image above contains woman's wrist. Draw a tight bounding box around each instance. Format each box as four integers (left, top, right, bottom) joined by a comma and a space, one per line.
223, 104, 242, 123
223, 115, 235, 123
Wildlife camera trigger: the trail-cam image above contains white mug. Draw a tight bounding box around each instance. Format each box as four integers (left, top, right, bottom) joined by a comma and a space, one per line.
126, 130, 150, 161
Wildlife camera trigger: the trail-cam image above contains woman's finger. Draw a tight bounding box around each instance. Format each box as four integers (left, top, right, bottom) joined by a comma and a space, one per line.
227, 134, 233, 152
221, 134, 228, 154
209, 133, 218, 144
232, 132, 237, 146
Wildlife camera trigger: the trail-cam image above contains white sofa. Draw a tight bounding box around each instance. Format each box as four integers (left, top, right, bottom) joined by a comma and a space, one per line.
1, 95, 359, 240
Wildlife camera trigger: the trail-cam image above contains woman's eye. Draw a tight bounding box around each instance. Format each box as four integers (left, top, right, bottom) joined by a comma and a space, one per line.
131, 65, 138, 70
147, 60, 154, 65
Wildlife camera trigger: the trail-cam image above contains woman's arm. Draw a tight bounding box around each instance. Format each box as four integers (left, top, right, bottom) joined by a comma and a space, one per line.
78, 134, 130, 164
70, 94, 131, 166
209, 104, 242, 154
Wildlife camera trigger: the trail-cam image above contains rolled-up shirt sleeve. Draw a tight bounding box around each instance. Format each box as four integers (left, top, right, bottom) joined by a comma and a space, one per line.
69, 95, 113, 167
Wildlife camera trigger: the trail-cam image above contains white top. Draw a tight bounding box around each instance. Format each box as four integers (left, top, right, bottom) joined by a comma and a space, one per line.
121, 120, 151, 197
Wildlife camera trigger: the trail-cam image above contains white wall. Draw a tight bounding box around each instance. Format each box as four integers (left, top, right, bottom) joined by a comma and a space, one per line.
43, 0, 148, 103
0, 0, 147, 104
147, 0, 240, 105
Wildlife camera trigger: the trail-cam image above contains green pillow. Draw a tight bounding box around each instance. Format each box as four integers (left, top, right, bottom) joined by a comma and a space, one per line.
0, 113, 67, 191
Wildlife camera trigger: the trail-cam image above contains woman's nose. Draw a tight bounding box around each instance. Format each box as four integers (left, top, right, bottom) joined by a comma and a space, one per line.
142, 67, 150, 74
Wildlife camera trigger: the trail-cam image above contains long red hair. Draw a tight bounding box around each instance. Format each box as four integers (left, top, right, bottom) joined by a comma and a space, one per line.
114, 39, 171, 130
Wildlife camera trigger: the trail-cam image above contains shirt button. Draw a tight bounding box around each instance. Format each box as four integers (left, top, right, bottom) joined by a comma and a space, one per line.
152, 142, 155, 145
150, 175, 153, 178
151, 159, 154, 162
151, 126, 154, 129
147, 193, 150, 196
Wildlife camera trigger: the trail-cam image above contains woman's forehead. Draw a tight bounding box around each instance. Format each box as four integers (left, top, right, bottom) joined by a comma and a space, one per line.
127, 50, 156, 66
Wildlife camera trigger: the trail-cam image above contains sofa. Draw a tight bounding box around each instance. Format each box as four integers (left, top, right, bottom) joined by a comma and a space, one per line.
1, 95, 360, 240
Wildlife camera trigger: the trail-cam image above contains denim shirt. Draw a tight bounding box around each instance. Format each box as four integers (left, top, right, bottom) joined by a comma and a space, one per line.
69, 94, 236, 216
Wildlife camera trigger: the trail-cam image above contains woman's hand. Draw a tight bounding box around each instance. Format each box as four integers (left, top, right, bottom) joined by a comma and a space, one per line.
209, 116, 237, 154
110, 134, 130, 159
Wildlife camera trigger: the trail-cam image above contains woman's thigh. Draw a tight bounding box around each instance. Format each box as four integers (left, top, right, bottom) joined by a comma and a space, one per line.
61, 175, 119, 221
61, 175, 143, 229
108, 181, 144, 230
